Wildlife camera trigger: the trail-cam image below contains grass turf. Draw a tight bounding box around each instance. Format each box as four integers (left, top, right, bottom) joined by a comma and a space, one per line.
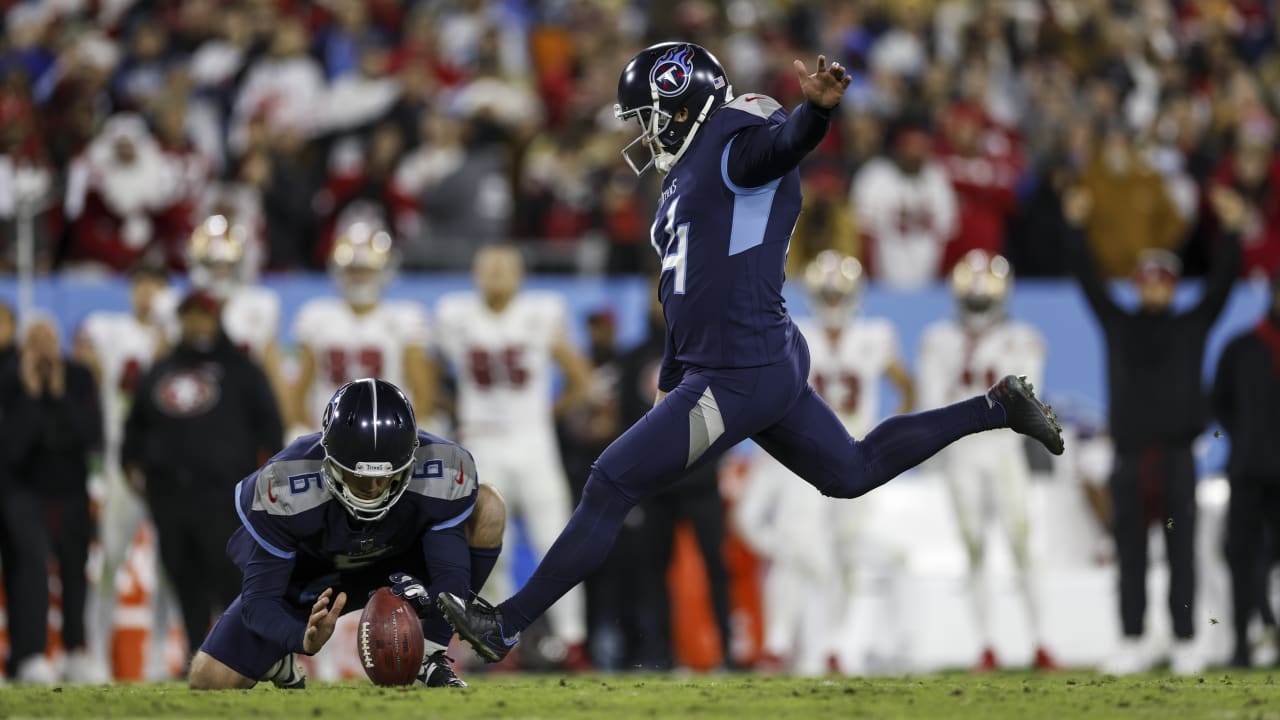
2, 672, 1278, 719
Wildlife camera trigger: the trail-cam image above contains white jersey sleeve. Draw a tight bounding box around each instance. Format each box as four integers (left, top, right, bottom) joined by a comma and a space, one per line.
292, 299, 331, 351
862, 317, 901, 371
916, 321, 961, 410
997, 322, 1047, 389
390, 301, 431, 351
150, 286, 182, 345
527, 292, 569, 350
432, 293, 470, 362
224, 286, 280, 357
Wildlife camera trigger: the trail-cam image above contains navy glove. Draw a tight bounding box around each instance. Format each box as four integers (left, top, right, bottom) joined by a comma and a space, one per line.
388, 572, 433, 619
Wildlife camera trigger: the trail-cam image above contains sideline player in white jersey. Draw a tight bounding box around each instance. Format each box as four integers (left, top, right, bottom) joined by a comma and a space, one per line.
434, 244, 593, 667
74, 264, 170, 681
735, 251, 914, 674
288, 221, 436, 432
155, 215, 284, 405
917, 250, 1055, 671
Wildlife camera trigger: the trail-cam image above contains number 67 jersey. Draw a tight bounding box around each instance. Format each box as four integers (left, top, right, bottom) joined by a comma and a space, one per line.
292, 297, 431, 427
797, 316, 901, 439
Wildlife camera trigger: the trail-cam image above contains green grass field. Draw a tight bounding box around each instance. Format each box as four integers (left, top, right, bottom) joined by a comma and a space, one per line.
2, 672, 1279, 720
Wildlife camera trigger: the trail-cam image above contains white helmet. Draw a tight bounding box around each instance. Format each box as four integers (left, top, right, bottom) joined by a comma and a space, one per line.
803, 251, 865, 329
188, 215, 250, 301
329, 221, 397, 308
951, 250, 1012, 332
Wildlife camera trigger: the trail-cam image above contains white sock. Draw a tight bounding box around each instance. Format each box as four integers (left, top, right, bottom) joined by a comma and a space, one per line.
967, 565, 991, 649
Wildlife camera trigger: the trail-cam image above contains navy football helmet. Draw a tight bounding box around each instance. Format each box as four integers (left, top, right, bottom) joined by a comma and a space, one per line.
320, 378, 420, 522
615, 42, 732, 176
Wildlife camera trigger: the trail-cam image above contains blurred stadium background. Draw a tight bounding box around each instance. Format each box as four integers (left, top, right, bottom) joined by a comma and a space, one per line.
1, 0, 1279, 687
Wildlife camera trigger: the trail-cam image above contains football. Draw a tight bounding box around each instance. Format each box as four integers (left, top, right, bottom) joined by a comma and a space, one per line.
357, 587, 425, 686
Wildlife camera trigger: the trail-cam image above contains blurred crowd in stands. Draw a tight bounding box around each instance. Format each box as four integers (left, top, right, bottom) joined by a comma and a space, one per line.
0, 0, 1278, 280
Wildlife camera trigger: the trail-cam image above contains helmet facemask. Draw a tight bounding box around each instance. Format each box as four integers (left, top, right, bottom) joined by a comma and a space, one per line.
189, 215, 249, 301
330, 223, 396, 308
951, 251, 1012, 332
191, 260, 241, 301
336, 266, 388, 307
804, 251, 865, 330
320, 450, 417, 523
813, 286, 861, 329
957, 292, 1006, 332
615, 83, 721, 177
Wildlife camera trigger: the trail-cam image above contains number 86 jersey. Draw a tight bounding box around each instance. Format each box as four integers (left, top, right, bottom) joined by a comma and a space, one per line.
434, 291, 567, 441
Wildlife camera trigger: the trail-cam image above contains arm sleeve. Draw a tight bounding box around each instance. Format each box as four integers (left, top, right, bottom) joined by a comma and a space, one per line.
290, 305, 318, 350
401, 303, 431, 350
1065, 226, 1123, 324
420, 509, 474, 646
238, 541, 307, 654
932, 168, 959, 243
916, 329, 950, 410
431, 300, 459, 362
726, 101, 831, 189
1190, 232, 1242, 325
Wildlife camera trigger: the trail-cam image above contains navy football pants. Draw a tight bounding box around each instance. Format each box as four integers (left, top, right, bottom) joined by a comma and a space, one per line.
500, 335, 1006, 633
200, 548, 440, 680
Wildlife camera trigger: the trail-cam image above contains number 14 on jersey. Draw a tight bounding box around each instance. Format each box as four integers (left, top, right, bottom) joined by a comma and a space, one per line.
655, 197, 689, 295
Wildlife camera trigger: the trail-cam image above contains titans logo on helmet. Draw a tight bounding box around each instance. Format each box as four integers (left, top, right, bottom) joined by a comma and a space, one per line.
650, 44, 694, 97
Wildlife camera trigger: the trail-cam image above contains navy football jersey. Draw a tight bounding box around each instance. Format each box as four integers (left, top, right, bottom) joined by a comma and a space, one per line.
653, 93, 802, 378
231, 429, 477, 581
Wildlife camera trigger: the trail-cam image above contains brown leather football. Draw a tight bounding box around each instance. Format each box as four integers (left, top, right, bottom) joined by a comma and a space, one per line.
357, 587, 425, 686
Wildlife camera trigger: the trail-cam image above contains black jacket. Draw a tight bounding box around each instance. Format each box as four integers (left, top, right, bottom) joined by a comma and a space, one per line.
1069, 228, 1240, 450
0, 357, 101, 496
1212, 316, 1280, 481
122, 333, 282, 502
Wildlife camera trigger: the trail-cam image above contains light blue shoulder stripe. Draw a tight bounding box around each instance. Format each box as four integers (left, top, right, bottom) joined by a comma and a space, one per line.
235, 478, 295, 559
430, 500, 476, 531
720, 137, 781, 256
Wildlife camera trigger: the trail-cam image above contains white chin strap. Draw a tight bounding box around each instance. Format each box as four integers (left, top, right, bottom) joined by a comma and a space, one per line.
655, 92, 717, 176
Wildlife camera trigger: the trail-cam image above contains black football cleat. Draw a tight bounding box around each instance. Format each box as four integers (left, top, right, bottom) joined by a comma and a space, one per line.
416, 650, 467, 688
436, 593, 519, 663
261, 652, 306, 689
986, 375, 1065, 455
